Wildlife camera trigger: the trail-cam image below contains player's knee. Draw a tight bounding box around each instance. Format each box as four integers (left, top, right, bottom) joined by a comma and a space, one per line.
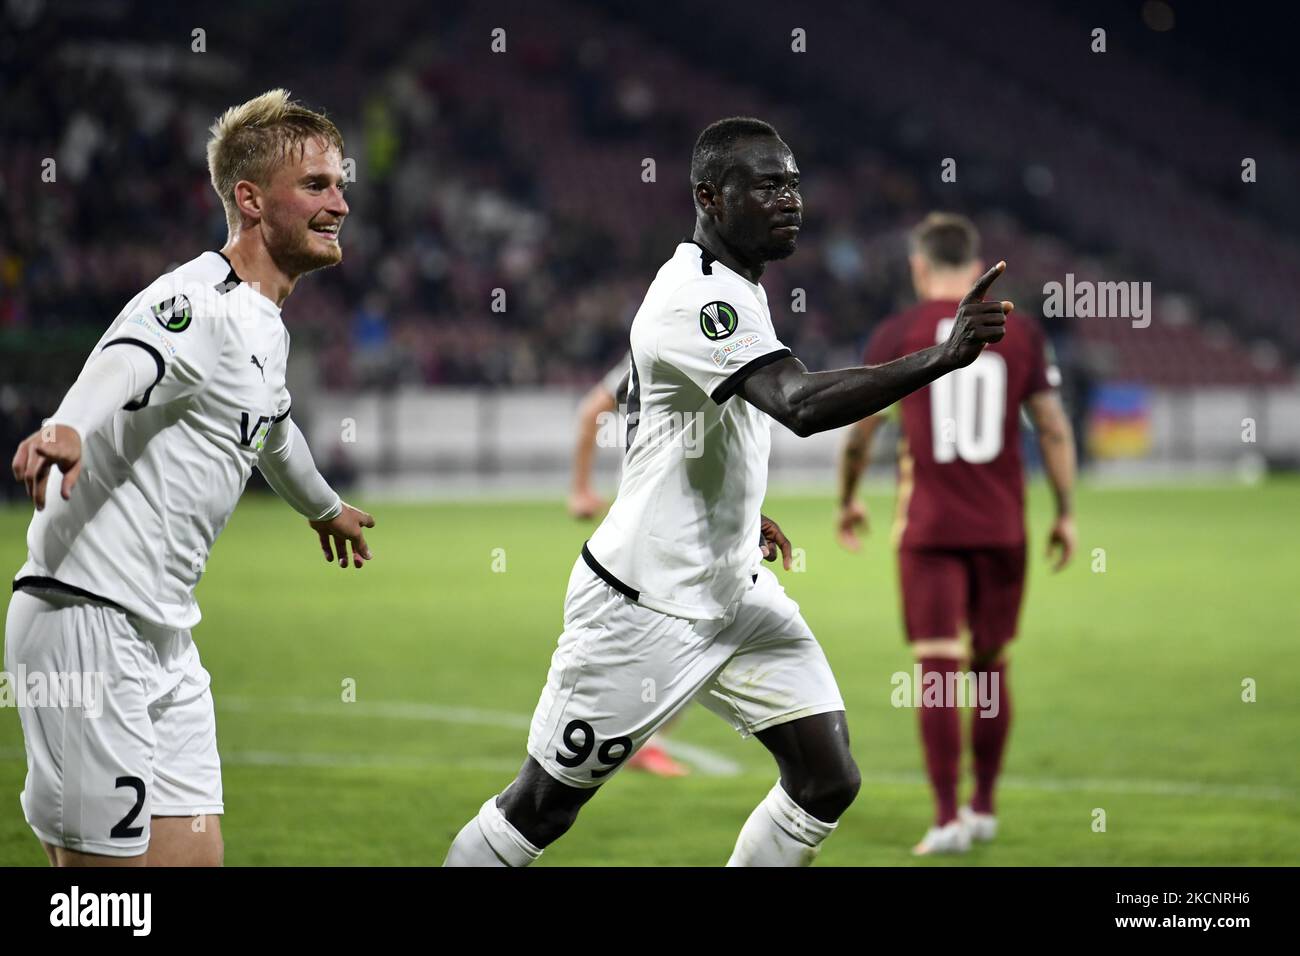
833, 759, 863, 816
143, 815, 223, 866
499, 782, 589, 848
537, 804, 585, 844
971, 648, 1008, 670
788, 759, 861, 822
507, 800, 583, 848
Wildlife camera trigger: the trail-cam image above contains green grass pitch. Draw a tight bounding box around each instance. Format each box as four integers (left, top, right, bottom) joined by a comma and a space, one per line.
1, 480, 1296, 865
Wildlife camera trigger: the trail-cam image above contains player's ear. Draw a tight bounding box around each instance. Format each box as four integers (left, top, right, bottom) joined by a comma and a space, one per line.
695, 180, 721, 219
233, 180, 263, 225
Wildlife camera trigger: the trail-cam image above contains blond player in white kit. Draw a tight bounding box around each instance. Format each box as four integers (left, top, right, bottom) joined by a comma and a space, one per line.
5, 90, 374, 866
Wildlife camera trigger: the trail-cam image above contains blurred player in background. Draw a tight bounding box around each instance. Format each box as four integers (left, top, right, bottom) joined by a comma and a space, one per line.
445, 119, 1012, 867
836, 213, 1077, 855
566, 356, 626, 521
568, 353, 688, 778
5, 90, 374, 866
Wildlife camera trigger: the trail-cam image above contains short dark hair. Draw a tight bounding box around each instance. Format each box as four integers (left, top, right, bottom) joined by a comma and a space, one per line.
909, 212, 980, 268
690, 116, 782, 188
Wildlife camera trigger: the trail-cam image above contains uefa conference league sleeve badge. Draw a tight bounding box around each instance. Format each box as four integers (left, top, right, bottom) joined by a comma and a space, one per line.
151, 295, 193, 333
699, 301, 739, 340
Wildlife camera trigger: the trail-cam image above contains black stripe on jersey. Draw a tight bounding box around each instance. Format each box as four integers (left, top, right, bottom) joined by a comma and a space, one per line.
13, 576, 127, 611
273, 406, 292, 423
711, 348, 792, 405
214, 250, 243, 294
683, 238, 716, 275
624, 356, 641, 453
101, 338, 165, 411
581, 543, 640, 602
612, 367, 631, 406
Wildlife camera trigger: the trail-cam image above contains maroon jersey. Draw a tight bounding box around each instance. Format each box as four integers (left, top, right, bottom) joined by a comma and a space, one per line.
865, 299, 1057, 549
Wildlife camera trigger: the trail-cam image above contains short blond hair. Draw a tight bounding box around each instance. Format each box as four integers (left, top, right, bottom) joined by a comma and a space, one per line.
206, 89, 344, 233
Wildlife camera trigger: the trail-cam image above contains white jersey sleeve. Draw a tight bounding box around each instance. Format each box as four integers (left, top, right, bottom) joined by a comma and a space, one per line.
258, 417, 340, 521
100, 281, 228, 409
652, 278, 791, 404
46, 345, 160, 440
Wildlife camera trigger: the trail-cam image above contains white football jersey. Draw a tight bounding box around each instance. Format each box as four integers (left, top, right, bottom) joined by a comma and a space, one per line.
585, 241, 791, 620
16, 251, 291, 629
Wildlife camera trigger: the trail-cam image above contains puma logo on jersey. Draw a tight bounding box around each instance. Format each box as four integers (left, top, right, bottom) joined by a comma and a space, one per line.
250, 354, 266, 381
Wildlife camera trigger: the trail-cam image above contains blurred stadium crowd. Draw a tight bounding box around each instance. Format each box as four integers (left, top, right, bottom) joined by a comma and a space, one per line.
2, 0, 1296, 484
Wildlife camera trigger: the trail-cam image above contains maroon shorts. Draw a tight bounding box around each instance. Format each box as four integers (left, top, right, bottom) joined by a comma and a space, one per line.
897, 544, 1027, 657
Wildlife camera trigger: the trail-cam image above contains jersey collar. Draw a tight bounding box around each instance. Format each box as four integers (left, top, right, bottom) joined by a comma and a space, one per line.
679, 239, 762, 292
210, 252, 241, 294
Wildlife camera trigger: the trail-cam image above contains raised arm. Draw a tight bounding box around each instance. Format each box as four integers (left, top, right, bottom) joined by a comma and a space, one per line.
738, 262, 1011, 437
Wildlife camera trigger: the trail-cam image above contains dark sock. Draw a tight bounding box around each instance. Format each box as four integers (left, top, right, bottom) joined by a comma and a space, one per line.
917, 656, 962, 826
971, 661, 1011, 815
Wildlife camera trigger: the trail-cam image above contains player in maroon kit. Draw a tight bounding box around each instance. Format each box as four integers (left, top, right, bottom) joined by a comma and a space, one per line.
836, 213, 1077, 855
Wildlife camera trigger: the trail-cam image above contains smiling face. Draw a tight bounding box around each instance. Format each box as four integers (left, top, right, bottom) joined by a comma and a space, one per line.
254, 137, 349, 278
705, 136, 802, 263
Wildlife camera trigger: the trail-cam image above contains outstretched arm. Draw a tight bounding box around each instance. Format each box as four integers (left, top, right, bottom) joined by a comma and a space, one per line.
258, 417, 342, 521
11, 344, 159, 509
738, 262, 1011, 437
259, 417, 375, 569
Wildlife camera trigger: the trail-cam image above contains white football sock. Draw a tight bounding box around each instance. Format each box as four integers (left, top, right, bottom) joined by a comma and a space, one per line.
443, 796, 543, 867
726, 781, 837, 867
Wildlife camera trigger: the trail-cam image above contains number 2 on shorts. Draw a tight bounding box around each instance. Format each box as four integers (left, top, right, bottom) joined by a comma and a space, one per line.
110, 776, 147, 839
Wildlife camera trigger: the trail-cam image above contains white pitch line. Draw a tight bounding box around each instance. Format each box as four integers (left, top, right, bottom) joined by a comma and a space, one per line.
220, 695, 744, 777
0, 743, 1292, 801
655, 739, 743, 777
228, 750, 522, 774
1006, 774, 1297, 802
215, 697, 1297, 799
848, 770, 1296, 803
221, 695, 529, 731
3, 698, 1294, 801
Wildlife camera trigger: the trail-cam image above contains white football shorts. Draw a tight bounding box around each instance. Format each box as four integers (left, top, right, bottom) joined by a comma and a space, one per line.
3, 586, 222, 857
526, 556, 845, 788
